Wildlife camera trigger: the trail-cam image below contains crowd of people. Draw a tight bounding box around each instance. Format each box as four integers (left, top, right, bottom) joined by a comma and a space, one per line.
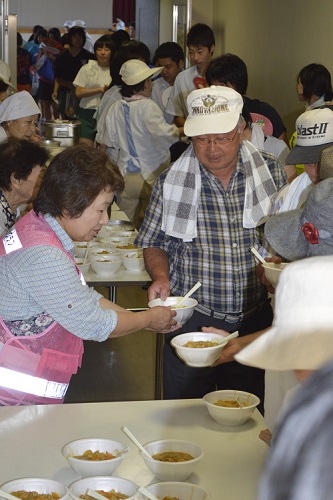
0, 18, 333, 497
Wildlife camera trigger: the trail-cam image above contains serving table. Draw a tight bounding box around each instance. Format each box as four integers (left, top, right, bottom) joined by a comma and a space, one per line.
0, 399, 268, 499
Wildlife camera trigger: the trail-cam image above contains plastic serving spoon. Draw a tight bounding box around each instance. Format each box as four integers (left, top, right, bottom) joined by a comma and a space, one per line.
177, 281, 202, 308
250, 247, 266, 265
220, 330, 239, 344
121, 426, 152, 459
138, 487, 159, 500
86, 490, 108, 500
0, 490, 21, 500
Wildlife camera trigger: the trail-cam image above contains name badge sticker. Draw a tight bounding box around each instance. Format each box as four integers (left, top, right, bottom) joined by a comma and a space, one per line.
3, 229, 23, 254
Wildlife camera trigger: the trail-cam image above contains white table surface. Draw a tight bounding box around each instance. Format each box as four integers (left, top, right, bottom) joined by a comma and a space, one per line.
0, 399, 268, 499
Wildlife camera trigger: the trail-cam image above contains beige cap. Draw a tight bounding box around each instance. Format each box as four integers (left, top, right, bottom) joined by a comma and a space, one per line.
120, 59, 162, 86
184, 86, 243, 137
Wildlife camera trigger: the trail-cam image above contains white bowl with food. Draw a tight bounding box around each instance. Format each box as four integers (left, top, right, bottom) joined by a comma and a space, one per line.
90, 257, 122, 276
140, 439, 204, 481
203, 389, 260, 426
0, 478, 69, 500
138, 482, 210, 500
61, 438, 129, 478
74, 242, 89, 258
148, 297, 197, 325
262, 262, 288, 288
122, 253, 145, 272
112, 243, 141, 256
74, 258, 91, 274
68, 476, 138, 500
170, 331, 229, 367
89, 248, 121, 262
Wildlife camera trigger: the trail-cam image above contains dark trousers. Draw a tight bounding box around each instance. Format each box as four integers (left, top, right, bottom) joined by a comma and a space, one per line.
163, 302, 273, 414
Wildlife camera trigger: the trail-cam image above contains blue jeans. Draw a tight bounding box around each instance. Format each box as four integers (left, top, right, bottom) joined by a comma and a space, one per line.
163, 302, 273, 414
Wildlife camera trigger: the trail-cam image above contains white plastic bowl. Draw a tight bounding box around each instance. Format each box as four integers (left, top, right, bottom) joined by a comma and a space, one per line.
262, 262, 288, 288
1, 478, 69, 500
61, 438, 129, 478
69, 476, 138, 500
89, 249, 121, 262
138, 482, 209, 500
203, 389, 260, 426
171, 332, 229, 367
74, 259, 91, 274
74, 242, 88, 258
90, 258, 122, 276
140, 439, 204, 481
148, 297, 198, 325
122, 253, 145, 272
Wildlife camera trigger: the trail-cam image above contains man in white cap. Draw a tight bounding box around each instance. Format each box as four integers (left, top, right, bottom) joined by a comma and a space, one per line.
136, 85, 287, 406
73, 20, 94, 53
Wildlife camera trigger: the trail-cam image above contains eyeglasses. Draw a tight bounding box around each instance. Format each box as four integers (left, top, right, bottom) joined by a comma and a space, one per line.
193, 128, 240, 147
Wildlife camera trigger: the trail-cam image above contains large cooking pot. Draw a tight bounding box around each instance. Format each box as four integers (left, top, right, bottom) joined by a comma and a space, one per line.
44, 120, 81, 147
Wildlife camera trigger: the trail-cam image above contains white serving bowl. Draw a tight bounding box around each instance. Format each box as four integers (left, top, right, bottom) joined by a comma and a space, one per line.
262, 262, 289, 288
74, 258, 91, 274
1, 478, 69, 500
91, 257, 122, 276
122, 253, 145, 272
138, 482, 210, 500
170, 332, 229, 367
74, 242, 89, 258
61, 438, 129, 478
89, 248, 121, 262
140, 439, 204, 481
148, 297, 198, 325
203, 389, 260, 426
69, 476, 138, 500
112, 244, 141, 257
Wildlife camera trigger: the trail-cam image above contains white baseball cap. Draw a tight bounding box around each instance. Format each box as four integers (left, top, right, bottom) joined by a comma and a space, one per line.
120, 59, 162, 86
63, 20, 74, 29
286, 107, 333, 164
236, 255, 333, 371
184, 86, 243, 137
73, 20, 86, 28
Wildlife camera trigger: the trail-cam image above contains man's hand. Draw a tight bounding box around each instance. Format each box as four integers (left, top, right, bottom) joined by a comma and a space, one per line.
148, 279, 171, 302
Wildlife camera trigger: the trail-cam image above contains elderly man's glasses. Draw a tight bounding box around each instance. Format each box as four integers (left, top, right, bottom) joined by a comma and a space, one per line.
193, 128, 240, 147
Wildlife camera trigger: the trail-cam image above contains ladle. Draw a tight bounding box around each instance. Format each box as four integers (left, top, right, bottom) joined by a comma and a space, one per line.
177, 281, 202, 307
121, 426, 152, 459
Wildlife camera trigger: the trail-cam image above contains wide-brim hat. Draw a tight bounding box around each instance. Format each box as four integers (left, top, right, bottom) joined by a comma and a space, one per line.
120, 59, 162, 86
184, 85, 243, 137
264, 178, 333, 261
0, 90, 40, 122
0, 60, 17, 94
286, 107, 333, 164
235, 255, 333, 371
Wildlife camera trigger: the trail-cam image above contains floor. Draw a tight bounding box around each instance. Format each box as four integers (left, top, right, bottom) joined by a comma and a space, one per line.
64, 285, 160, 404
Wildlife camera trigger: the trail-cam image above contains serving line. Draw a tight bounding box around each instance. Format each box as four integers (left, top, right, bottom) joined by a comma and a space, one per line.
0, 399, 268, 500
